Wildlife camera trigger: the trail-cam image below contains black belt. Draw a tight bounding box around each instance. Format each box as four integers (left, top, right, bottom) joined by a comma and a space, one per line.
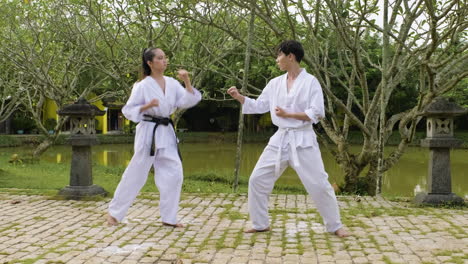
143, 114, 182, 161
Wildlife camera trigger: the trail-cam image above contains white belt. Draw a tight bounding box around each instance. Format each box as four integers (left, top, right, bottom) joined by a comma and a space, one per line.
274, 125, 313, 177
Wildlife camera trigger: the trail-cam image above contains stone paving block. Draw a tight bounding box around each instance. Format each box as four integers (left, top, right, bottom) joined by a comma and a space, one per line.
335, 260, 353, 264
83, 257, 108, 264
352, 256, 370, 263
212, 259, 230, 264
1, 193, 467, 264
32, 260, 49, 264
228, 256, 250, 263
333, 250, 352, 260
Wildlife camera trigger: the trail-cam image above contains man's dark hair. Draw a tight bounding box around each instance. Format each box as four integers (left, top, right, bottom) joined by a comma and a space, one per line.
276, 40, 304, 63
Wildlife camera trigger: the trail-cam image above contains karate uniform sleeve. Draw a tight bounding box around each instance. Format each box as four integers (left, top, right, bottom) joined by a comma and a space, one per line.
242, 83, 271, 114
175, 80, 202, 109
122, 82, 145, 123
304, 77, 325, 124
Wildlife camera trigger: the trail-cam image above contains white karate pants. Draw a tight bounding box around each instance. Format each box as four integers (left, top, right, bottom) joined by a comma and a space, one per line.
248, 145, 343, 232
108, 145, 183, 225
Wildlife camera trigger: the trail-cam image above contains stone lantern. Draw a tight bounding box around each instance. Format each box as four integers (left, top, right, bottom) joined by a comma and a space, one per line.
57, 98, 107, 199
414, 98, 466, 205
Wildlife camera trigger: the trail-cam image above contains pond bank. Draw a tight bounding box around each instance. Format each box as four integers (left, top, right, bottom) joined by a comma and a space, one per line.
1, 142, 467, 197
1, 131, 468, 148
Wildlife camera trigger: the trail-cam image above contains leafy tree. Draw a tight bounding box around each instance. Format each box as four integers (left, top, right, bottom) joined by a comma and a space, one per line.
174, 0, 468, 195
0, 0, 110, 157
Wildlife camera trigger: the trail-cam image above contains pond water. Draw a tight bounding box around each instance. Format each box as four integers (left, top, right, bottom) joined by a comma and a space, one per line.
29, 142, 468, 198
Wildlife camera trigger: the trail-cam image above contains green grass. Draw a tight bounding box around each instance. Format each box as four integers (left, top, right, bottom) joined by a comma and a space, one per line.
383, 255, 400, 264
0, 223, 20, 233
342, 204, 428, 218
179, 203, 197, 208
269, 208, 299, 215
218, 204, 247, 220
434, 250, 461, 256
218, 210, 247, 220
0, 151, 307, 196
215, 230, 230, 250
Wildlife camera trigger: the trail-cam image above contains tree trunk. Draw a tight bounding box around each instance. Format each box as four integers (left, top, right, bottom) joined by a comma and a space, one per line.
33, 137, 54, 159
233, 0, 255, 191
331, 140, 380, 195
376, 0, 390, 195
233, 111, 245, 191
342, 162, 363, 194
172, 108, 186, 128
339, 156, 379, 196
365, 157, 379, 196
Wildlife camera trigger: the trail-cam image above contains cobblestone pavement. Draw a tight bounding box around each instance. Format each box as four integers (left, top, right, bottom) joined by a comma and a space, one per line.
0, 192, 467, 264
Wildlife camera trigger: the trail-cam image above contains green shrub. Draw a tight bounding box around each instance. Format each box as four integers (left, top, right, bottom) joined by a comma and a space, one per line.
0, 135, 21, 147
44, 118, 57, 131
123, 122, 136, 134
12, 113, 36, 133
97, 134, 134, 144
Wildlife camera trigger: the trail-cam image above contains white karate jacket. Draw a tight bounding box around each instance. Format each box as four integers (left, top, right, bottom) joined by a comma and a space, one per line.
243, 68, 324, 149
242, 69, 325, 175
122, 76, 201, 152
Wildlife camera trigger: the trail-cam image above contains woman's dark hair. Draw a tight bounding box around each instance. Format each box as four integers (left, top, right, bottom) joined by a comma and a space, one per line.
141, 47, 159, 77
276, 40, 304, 63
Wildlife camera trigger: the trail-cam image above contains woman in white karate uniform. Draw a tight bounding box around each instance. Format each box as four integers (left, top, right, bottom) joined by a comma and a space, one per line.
107, 48, 201, 227
228, 40, 349, 237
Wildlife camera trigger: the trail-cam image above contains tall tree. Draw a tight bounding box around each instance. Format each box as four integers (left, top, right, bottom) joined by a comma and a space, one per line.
176, 0, 468, 195
81, 0, 211, 126
0, 68, 23, 124
233, 0, 256, 191
0, 0, 109, 157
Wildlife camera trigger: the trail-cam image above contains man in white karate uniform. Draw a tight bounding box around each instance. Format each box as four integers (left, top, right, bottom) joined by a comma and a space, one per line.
107, 48, 201, 227
228, 40, 349, 237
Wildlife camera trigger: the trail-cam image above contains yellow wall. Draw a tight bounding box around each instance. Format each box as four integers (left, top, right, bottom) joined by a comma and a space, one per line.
43, 98, 59, 122
41, 97, 130, 135
93, 100, 108, 134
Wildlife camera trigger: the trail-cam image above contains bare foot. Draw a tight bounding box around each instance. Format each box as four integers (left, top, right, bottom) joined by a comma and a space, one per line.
244, 227, 271, 233
106, 214, 118, 226
162, 222, 184, 228
334, 228, 350, 237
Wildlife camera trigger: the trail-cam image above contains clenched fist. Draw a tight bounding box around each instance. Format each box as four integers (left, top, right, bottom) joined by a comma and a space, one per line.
227, 86, 245, 104
147, 98, 159, 107
177, 69, 190, 82
140, 98, 159, 113
227, 86, 241, 98
275, 106, 288, 117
